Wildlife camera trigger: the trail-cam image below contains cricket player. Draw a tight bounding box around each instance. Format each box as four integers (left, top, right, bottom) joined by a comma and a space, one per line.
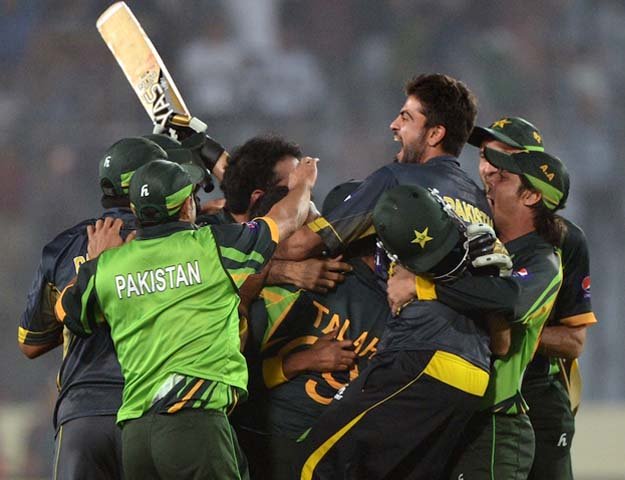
442, 147, 566, 478
233, 181, 389, 480
273, 72, 529, 479
55, 156, 317, 479
468, 117, 597, 479
18, 137, 169, 479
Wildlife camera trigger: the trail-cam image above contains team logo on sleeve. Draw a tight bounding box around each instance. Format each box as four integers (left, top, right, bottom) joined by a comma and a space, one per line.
244, 221, 259, 231
581, 276, 591, 299
513, 267, 530, 279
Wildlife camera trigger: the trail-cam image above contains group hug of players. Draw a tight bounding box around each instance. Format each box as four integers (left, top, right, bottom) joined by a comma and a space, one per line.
19, 73, 596, 480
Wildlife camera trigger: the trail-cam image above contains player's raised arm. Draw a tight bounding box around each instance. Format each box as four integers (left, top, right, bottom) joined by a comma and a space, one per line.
264, 157, 318, 242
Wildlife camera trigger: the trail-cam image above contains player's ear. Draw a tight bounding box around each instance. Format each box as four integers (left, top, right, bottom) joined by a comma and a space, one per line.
248, 189, 265, 211
521, 189, 542, 208
427, 125, 446, 147
179, 195, 196, 222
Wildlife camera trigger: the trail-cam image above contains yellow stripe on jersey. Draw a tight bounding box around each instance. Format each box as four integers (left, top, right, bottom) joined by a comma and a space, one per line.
307, 217, 342, 243
415, 276, 437, 300
422, 350, 490, 397
167, 379, 205, 414
256, 216, 280, 243
561, 312, 597, 327
301, 370, 427, 480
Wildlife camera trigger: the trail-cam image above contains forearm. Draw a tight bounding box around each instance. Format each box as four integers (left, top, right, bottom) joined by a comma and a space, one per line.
538, 325, 586, 359
211, 151, 229, 183
266, 184, 311, 242
19, 335, 63, 359
274, 227, 325, 261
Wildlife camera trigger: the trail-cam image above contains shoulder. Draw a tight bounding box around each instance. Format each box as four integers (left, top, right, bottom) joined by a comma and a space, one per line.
559, 217, 589, 251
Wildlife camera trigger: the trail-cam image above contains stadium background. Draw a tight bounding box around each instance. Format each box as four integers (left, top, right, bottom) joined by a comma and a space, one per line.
0, 1, 623, 478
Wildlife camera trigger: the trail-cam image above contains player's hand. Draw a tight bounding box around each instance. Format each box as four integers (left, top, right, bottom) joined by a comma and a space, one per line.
268, 257, 352, 293
466, 223, 513, 277
288, 157, 318, 190
87, 217, 127, 259
387, 265, 417, 316
466, 223, 496, 259
307, 329, 357, 372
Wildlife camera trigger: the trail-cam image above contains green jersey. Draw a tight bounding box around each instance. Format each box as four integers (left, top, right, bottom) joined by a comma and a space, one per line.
58, 218, 279, 424
481, 232, 563, 414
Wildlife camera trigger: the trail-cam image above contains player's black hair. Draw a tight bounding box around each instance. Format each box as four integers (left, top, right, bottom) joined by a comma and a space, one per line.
221, 135, 302, 214
518, 176, 565, 247
405, 74, 477, 157
248, 185, 290, 219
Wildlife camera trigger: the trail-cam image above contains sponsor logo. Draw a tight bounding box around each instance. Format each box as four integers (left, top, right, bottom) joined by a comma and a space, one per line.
582, 275, 591, 299
140, 184, 150, 197
513, 267, 529, 279
103, 155, 111, 168
557, 433, 568, 447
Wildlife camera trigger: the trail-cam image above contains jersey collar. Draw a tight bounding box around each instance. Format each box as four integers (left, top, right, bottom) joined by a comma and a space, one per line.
137, 221, 198, 240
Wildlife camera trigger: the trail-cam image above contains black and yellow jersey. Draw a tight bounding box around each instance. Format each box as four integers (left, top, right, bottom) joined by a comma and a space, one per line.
19, 208, 135, 431
236, 258, 390, 440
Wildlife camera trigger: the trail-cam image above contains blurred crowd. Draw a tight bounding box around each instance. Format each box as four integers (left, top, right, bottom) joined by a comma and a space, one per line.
1, 0, 624, 477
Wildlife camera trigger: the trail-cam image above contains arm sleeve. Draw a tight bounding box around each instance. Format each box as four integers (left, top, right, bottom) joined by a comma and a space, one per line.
511, 252, 563, 326
55, 259, 105, 338
211, 217, 279, 288
307, 166, 398, 255
552, 225, 597, 326
433, 274, 521, 318
19, 264, 63, 346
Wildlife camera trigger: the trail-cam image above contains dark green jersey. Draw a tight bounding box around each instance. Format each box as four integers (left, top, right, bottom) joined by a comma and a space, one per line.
58, 218, 279, 424
481, 232, 563, 414
524, 218, 596, 380
238, 259, 390, 440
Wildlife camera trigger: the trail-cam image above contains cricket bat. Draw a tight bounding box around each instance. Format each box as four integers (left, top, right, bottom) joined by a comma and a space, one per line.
96, 1, 196, 131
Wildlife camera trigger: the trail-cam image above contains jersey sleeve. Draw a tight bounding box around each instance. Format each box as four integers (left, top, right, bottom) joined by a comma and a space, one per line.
511, 251, 563, 327
552, 223, 597, 327
55, 258, 105, 338
307, 166, 398, 255
18, 263, 63, 346
210, 217, 279, 288
431, 274, 521, 318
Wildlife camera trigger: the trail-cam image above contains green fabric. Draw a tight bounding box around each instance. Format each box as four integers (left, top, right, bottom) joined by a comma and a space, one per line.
92, 227, 247, 424
523, 376, 575, 480
450, 412, 535, 480
480, 238, 563, 414
121, 408, 247, 480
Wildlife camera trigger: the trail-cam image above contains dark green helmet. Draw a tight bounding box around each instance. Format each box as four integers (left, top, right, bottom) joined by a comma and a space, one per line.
373, 185, 466, 275
143, 133, 213, 192
99, 137, 168, 197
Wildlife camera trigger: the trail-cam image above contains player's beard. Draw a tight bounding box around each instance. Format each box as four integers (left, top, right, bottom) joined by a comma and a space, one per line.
396, 130, 428, 164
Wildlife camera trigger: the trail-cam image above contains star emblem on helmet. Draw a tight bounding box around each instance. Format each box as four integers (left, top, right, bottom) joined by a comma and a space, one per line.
411, 227, 433, 248
532, 131, 542, 144
491, 118, 511, 129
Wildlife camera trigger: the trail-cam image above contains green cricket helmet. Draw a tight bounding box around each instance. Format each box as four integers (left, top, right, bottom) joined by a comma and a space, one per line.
373, 185, 467, 276
468, 117, 545, 151
99, 137, 168, 197
143, 133, 213, 192
129, 159, 205, 224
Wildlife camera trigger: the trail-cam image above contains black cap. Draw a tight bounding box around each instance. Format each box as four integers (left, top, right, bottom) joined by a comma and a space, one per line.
373, 185, 463, 274
322, 180, 362, 216
468, 117, 544, 151
483, 147, 570, 211
99, 137, 168, 197
129, 159, 205, 224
